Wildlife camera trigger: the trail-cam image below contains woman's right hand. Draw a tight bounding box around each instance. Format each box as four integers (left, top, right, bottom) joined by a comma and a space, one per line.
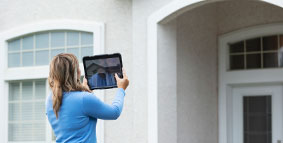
115, 68, 129, 90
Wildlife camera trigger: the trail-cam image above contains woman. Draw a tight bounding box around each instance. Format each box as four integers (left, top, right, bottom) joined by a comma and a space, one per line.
45, 53, 129, 143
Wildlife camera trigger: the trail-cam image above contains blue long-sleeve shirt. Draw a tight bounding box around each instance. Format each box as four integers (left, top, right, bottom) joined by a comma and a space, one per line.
45, 88, 126, 143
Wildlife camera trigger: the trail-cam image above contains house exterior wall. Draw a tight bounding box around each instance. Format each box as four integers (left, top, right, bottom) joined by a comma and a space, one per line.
2, 0, 283, 143
217, 1, 283, 35
176, 3, 218, 143
157, 20, 177, 143
0, 0, 133, 143
132, 0, 175, 142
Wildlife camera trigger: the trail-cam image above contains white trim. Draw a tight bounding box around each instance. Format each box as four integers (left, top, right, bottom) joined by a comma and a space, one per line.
0, 19, 105, 143
219, 23, 283, 143
45, 79, 52, 143
147, 0, 283, 143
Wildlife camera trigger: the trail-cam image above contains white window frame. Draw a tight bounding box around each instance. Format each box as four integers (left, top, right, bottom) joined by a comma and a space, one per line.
0, 20, 105, 143
219, 23, 283, 143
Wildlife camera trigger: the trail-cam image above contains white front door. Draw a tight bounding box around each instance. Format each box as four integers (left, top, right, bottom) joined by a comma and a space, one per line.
232, 85, 283, 143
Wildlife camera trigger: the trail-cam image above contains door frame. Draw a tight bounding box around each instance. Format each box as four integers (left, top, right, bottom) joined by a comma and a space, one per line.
232, 85, 283, 143
219, 23, 283, 143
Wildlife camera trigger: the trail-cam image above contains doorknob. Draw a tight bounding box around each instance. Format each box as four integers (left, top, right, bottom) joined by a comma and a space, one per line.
278, 140, 282, 143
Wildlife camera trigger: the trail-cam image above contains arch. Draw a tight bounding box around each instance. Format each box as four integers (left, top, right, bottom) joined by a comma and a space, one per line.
147, 1, 283, 143
0, 19, 105, 80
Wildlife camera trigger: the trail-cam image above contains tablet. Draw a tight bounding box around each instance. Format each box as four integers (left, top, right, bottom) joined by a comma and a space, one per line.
83, 53, 123, 90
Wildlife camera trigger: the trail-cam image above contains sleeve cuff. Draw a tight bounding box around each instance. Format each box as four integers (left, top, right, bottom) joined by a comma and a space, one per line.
118, 88, 126, 96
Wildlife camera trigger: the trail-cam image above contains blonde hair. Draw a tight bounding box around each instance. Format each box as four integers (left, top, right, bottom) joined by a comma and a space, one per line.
48, 53, 91, 118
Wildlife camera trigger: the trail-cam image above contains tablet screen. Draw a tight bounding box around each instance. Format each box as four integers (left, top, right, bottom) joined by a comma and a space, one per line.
84, 54, 122, 89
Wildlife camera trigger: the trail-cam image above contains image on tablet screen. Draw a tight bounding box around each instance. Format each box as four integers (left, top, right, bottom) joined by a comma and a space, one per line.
85, 57, 121, 89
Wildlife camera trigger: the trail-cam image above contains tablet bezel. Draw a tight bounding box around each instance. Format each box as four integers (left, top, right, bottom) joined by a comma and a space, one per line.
82, 53, 123, 90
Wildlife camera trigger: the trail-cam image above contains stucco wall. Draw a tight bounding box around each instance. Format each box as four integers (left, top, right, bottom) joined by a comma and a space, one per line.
176, 3, 218, 143
217, 1, 283, 35
2, 0, 283, 142
0, 0, 133, 143
157, 20, 177, 143
132, 0, 175, 142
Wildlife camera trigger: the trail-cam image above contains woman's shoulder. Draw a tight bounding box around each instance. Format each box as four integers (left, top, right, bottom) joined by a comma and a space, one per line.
46, 91, 96, 105
64, 91, 93, 98
67, 91, 97, 102
61, 91, 95, 107
80, 91, 102, 103
77, 91, 94, 97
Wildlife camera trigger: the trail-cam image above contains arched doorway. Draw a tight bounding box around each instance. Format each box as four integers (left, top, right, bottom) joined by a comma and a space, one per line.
148, 1, 283, 143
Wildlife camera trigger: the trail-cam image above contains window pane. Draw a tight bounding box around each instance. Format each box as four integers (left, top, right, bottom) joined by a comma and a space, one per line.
36, 50, 49, 65
21, 123, 33, 141
280, 51, 283, 67
67, 31, 79, 46
51, 49, 64, 59
9, 103, 20, 121
22, 82, 33, 100
230, 35, 282, 70
67, 48, 79, 59
280, 35, 283, 50
8, 39, 20, 51
34, 102, 45, 120
22, 36, 33, 50
22, 52, 33, 67
9, 83, 20, 101
51, 31, 65, 48
81, 32, 93, 45
8, 30, 93, 67
230, 41, 244, 53
230, 55, 244, 70
244, 96, 271, 143
246, 38, 261, 52
35, 81, 46, 99
8, 123, 21, 141
263, 35, 278, 51
33, 123, 46, 141
8, 53, 20, 67
35, 33, 49, 49
81, 47, 93, 58
8, 80, 46, 142
22, 103, 33, 120
263, 53, 278, 68
247, 54, 261, 69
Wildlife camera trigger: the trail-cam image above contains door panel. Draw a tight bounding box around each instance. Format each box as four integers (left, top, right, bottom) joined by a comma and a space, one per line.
244, 96, 272, 143
232, 85, 283, 143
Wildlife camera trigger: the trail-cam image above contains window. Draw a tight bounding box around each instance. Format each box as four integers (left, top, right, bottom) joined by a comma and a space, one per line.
8, 80, 46, 141
0, 21, 105, 143
8, 30, 93, 67
7, 30, 96, 142
7, 30, 94, 141
229, 35, 283, 70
